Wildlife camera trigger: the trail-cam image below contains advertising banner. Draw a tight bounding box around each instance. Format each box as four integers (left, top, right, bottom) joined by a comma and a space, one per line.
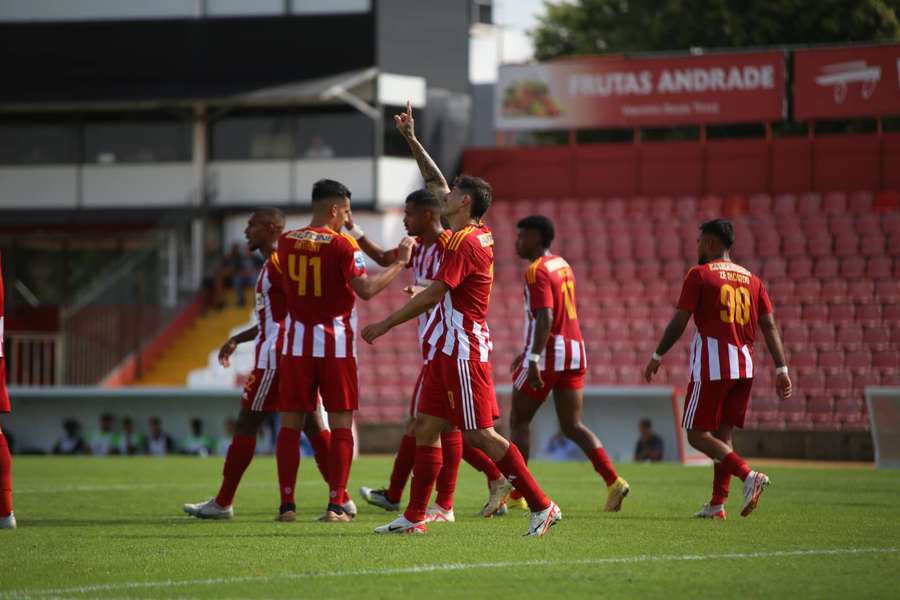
496, 51, 786, 130
793, 44, 900, 120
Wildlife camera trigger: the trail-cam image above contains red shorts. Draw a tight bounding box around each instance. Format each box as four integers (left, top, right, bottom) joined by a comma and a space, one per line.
241, 368, 280, 412
279, 356, 358, 413
408, 363, 428, 418
0, 356, 8, 414
512, 365, 586, 402
682, 378, 753, 431
418, 354, 499, 431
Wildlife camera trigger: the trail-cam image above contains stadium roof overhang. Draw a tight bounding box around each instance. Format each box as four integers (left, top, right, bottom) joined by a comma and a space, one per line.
0, 68, 381, 118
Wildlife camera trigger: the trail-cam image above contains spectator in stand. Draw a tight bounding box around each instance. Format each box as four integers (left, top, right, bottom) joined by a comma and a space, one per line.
217, 418, 237, 456
543, 430, 584, 461
181, 418, 213, 457
53, 419, 87, 455
228, 244, 262, 308
113, 417, 145, 456
89, 413, 116, 456
202, 237, 227, 312
304, 134, 335, 159
634, 418, 664, 462
147, 417, 175, 457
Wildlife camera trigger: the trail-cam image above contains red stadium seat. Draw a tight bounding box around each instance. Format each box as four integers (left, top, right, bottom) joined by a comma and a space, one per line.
872, 350, 900, 372
807, 395, 835, 427
801, 302, 829, 322
829, 214, 856, 235
849, 190, 874, 213
875, 280, 900, 304
781, 322, 809, 346
748, 194, 772, 216
805, 235, 833, 258
754, 232, 781, 258
847, 279, 875, 304
820, 280, 848, 303
809, 325, 837, 350
882, 213, 900, 235
822, 191, 848, 214
766, 278, 794, 301
859, 234, 885, 257
773, 194, 797, 215
777, 303, 802, 322
793, 278, 821, 303
856, 303, 882, 325
836, 323, 863, 348
813, 256, 839, 278
855, 214, 882, 235
839, 256, 866, 279
844, 351, 871, 375
818, 349, 845, 373
862, 326, 890, 350
865, 255, 893, 278
781, 234, 806, 257
797, 192, 822, 217
833, 233, 859, 257
874, 190, 900, 212
787, 256, 813, 279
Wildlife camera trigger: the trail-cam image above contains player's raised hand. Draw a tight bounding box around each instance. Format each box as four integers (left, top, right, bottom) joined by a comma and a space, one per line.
218, 337, 238, 368
362, 320, 391, 344
526, 361, 544, 390
393, 99, 416, 140
396, 236, 416, 263
643, 357, 661, 383
776, 371, 793, 399
510, 353, 523, 374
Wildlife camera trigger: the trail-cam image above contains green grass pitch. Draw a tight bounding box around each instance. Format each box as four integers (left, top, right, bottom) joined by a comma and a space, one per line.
1, 456, 898, 598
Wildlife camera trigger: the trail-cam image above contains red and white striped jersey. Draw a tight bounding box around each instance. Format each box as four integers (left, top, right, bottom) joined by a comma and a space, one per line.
253, 254, 286, 369
521, 254, 587, 372
422, 225, 494, 362
677, 260, 773, 382
276, 227, 367, 359
409, 232, 450, 359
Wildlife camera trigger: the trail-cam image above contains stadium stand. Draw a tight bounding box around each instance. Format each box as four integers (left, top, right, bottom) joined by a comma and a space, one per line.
346, 192, 899, 432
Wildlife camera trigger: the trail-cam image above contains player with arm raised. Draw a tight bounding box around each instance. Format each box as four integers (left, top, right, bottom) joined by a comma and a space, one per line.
0, 252, 14, 530
644, 218, 793, 519
275, 179, 413, 523
363, 106, 561, 537
508, 215, 630, 513
184, 208, 357, 519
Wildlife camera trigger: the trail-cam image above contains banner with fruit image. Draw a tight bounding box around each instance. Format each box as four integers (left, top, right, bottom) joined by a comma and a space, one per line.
496, 51, 786, 130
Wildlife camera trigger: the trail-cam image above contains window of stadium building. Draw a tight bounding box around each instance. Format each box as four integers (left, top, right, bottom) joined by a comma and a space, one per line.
0, 124, 80, 165
210, 110, 373, 160
83, 122, 192, 164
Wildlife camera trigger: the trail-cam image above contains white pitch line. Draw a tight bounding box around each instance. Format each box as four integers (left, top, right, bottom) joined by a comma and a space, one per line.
1, 547, 895, 598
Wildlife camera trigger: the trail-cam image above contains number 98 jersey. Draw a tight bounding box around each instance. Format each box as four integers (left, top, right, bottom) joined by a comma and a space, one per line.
676, 259, 773, 383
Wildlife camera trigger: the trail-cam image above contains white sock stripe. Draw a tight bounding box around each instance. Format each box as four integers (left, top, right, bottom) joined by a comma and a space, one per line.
8, 548, 895, 597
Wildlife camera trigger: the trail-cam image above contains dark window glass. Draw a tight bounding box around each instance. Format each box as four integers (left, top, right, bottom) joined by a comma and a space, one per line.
297, 111, 373, 158
0, 125, 79, 165
83, 122, 191, 163
211, 115, 295, 160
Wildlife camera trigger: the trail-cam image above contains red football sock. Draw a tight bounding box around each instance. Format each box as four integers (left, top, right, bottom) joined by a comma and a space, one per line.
0, 433, 12, 518
435, 431, 463, 511
496, 443, 550, 512
587, 446, 619, 486
275, 427, 301, 506
387, 434, 416, 504
463, 440, 502, 482
721, 451, 751, 482
308, 429, 331, 485
404, 445, 442, 524
328, 428, 354, 508
214, 433, 257, 507
711, 460, 731, 506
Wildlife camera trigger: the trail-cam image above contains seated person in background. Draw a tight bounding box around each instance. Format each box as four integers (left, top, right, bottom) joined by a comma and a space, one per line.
181, 418, 213, 457
304, 134, 335, 159
147, 417, 175, 457
113, 417, 145, 456
89, 413, 116, 456
634, 418, 664, 462
217, 418, 237, 457
53, 419, 87, 455
544, 430, 585, 461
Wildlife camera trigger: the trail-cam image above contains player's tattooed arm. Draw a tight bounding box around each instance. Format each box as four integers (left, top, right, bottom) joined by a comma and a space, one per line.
644, 309, 692, 382
362, 280, 448, 344
525, 308, 553, 389
394, 100, 450, 200
218, 325, 258, 367
759, 312, 793, 399
349, 237, 415, 300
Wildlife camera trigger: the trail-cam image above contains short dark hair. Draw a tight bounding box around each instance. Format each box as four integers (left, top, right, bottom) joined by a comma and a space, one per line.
311, 179, 351, 203
517, 215, 555, 248
699, 218, 734, 248
453, 174, 492, 219
405, 188, 442, 212
640, 418, 652, 429
255, 207, 285, 227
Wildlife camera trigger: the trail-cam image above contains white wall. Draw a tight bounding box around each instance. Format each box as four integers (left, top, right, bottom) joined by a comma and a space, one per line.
0, 167, 79, 209
377, 157, 422, 208
81, 164, 195, 208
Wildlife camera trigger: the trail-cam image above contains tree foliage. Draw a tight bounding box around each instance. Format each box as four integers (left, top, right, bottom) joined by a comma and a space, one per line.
533, 0, 900, 60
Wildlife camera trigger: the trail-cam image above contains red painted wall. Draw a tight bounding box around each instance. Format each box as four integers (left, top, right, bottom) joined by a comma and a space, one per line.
463, 133, 900, 200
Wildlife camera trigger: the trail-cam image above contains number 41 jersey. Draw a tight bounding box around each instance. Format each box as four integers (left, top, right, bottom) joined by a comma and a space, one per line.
676, 259, 773, 383
276, 226, 367, 359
